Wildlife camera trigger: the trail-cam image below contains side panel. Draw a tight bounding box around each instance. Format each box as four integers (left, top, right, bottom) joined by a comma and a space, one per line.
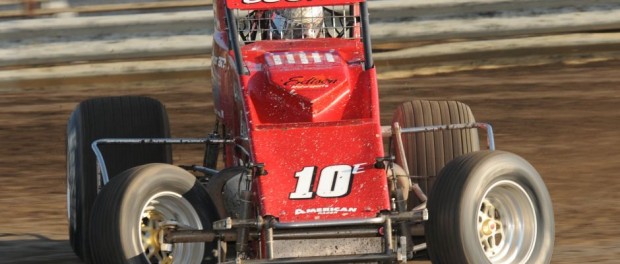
228, 0, 364, 10
211, 31, 229, 123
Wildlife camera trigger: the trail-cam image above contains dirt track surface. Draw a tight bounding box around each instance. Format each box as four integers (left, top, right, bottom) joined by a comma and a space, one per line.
1, 60, 620, 263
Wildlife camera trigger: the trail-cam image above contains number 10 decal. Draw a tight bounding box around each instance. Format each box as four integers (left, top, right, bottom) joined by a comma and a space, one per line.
289, 164, 364, 199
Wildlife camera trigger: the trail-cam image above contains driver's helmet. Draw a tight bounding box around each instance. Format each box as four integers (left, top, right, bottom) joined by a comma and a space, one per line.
271, 7, 324, 39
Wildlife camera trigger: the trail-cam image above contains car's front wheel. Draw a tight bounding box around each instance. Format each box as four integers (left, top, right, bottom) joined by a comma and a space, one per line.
89, 164, 219, 264
425, 151, 554, 263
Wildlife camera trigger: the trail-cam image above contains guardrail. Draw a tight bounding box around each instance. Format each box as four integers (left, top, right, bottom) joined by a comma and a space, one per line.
0, 0, 212, 19
1, 0, 620, 74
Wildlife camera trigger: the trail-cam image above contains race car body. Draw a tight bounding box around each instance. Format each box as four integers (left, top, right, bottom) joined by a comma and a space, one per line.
66, 0, 555, 263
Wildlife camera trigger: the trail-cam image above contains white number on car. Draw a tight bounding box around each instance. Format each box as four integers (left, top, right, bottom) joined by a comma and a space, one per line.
289, 166, 317, 199
290, 164, 364, 199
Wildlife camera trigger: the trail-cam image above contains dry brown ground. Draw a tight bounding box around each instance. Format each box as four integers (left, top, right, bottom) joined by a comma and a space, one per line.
1, 60, 619, 263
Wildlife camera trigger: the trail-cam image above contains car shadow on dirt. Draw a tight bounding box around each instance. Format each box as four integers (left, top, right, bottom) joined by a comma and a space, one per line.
0, 233, 81, 264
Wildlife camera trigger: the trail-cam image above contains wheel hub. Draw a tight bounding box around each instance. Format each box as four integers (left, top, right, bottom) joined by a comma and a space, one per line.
476, 180, 538, 263
138, 191, 205, 264
478, 198, 504, 257
480, 219, 498, 237
141, 211, 173, 263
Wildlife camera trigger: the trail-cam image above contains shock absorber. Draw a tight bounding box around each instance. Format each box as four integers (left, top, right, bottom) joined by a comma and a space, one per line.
235, 163, 266, 258
203, 121, 220, 170
235, 167, 252, 257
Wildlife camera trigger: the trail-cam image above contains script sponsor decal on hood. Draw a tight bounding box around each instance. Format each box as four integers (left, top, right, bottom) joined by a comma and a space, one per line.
295, 207, 358, 215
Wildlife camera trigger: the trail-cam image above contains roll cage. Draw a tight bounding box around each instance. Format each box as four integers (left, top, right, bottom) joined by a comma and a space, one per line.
222, 0, 374, 75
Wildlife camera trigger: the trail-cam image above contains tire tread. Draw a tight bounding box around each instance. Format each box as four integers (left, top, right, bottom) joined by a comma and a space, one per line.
392, 99, 480, 197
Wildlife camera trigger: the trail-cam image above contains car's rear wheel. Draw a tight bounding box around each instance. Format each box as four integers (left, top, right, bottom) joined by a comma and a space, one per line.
66, 96, 171, 260
392, 99, 480, 207
89, 164, 219, 264
425, 151, 554, 263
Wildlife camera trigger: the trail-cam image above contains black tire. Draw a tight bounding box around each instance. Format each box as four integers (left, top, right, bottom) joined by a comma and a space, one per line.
392, 100, 479, 205
89, 164, 219, 264
426, 151, 554, 264
66, 96, 172, 261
